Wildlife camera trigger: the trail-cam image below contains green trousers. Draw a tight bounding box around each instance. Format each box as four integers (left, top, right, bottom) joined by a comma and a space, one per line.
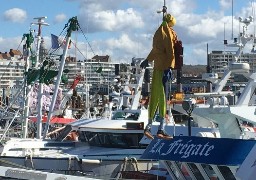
148, 69, 166, 123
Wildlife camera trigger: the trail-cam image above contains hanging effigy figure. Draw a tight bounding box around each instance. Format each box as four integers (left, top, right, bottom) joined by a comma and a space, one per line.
140, 13, 181, 139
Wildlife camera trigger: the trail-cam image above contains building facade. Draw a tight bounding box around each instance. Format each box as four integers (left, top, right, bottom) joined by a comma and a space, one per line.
0, 49, 24, 89
208, 50, 256, 76
61, 55, 121, 92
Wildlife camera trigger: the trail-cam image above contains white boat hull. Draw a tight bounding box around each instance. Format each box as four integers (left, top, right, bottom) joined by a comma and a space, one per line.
0, 155, 156, 178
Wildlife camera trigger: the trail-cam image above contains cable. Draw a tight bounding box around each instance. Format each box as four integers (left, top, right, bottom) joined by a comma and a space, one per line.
78, 25, 96, 57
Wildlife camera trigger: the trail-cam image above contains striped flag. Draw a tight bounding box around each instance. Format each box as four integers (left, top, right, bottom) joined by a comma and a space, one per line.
61, 39, 72, 49
51, 34, 60, 49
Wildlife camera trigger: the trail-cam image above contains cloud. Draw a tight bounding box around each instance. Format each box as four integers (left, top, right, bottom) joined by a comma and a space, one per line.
75, 0, 213, 64
1, 0, 252, 66
3, 8, 27, 23
67, 1, 256, 65
54, 14, 67, 24
106, 34, 137, 53
0, 36, 23, 52
219, 0, 232, 10
78, 8, 143, 33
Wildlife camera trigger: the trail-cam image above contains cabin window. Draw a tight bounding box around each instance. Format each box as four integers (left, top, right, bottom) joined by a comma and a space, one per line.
80, 132, 146, 149
112, 112, 139, 120
8, 148, 23, 151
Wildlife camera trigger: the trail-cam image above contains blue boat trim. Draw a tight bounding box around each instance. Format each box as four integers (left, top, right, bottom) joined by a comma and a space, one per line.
141, 136, 256, 166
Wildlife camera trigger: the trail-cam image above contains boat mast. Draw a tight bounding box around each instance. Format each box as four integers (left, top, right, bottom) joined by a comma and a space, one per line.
231, 0, 234, 40
31, 17, 49, 139
31, 17, 49, 67
43, 17, 79, 139
22, 27, 34, 138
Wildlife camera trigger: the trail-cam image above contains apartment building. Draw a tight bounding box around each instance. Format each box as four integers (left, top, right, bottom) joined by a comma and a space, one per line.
208, 50, 256, 76
0, 49, 24, 89
63, 56, 120, 92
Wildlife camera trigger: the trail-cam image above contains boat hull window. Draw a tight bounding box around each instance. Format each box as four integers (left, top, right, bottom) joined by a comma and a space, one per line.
112, 112, 140, 120
80, 132, 146, 149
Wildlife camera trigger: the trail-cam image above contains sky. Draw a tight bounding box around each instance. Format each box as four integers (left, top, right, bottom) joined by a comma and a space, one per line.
0, 0, 255, 65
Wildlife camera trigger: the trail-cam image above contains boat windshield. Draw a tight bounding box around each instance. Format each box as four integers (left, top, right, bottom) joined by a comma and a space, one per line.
79, 131, 146, 149
112, 111, 140, 120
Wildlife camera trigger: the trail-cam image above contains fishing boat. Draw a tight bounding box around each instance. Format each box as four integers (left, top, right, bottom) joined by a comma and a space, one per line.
172, 14, 256, 139
0, 54, 217, 179
140, 10, 256, 180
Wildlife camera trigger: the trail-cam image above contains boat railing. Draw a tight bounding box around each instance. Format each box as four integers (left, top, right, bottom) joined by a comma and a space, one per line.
170, 91, 236, 107
161, 160, 237, 180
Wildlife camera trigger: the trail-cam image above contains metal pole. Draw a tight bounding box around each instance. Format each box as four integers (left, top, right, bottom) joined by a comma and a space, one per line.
206, 43, 212, 92
32, 17, 49, 139
23, 41, 31, 138
42, 36, 71, 138
188, 113, 192, 136
43, 16, 79, 138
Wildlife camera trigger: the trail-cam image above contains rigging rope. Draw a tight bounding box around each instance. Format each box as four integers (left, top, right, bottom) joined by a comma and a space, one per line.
78, 24, 96, 57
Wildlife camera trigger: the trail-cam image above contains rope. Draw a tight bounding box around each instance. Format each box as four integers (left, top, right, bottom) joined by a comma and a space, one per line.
16, 38, 24, 51
0, 109, 20, 142
29, 153, 34, 169
115, 157, 128, 179
131, 157, 139, 171
78, 25, 96, 57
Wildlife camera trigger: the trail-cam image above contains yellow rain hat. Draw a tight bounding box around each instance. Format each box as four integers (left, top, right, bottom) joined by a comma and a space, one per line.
163, 14, 176, 27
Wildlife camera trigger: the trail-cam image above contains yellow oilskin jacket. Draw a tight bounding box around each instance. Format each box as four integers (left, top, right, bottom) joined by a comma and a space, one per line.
147, 24, 177, 70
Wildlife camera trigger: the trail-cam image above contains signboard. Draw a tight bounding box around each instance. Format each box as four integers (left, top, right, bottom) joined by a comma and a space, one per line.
141, 136, 256, 166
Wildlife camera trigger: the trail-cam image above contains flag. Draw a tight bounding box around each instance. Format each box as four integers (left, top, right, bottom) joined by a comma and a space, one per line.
70, 75, 82, 89
51, 34, 60, 49
67, 39, 72, 49
68, 40, 72, 49
61, 39, 72, 49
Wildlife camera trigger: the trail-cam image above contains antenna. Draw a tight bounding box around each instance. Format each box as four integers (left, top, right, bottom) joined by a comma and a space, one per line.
31, 16, 49, 37
231, 0, 234, 40
31, 16, 49, 26
157, 0, 167, 20
252, 1, 256, 51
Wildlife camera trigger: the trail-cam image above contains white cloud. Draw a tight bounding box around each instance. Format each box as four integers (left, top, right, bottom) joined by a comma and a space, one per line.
0, 36, 23, 52
66, 1, 256, 65
78, 7, 143, 32
3, 8, 27, 23
106, 34, 137, 53
54, 14, 67, 24
188, 17, 223, 38
219, 0, 232, 10
1, 0, 253, 66
169, 0, 196, 14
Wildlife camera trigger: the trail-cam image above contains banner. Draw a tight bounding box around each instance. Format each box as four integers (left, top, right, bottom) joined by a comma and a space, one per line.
141, 136, 256, 166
